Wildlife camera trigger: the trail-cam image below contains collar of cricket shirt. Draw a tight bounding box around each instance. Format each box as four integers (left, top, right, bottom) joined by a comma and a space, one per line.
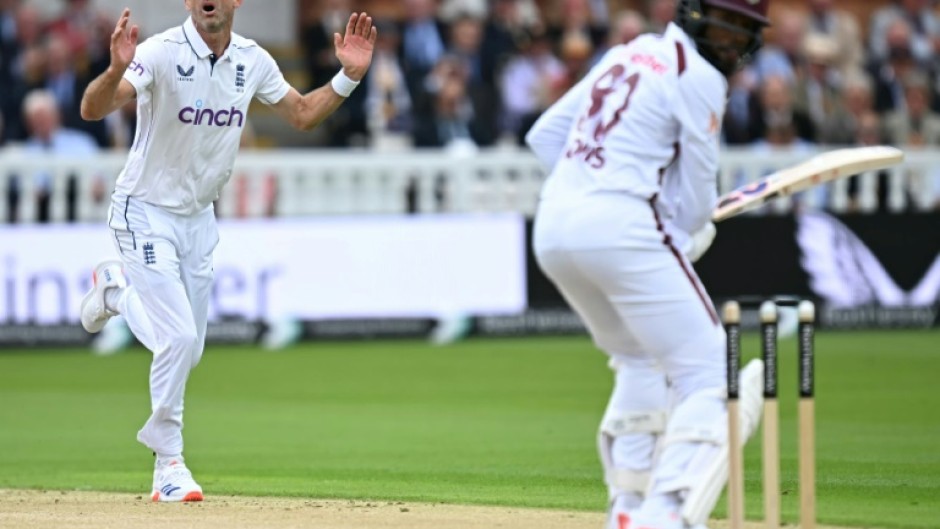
182, 16, 236, 63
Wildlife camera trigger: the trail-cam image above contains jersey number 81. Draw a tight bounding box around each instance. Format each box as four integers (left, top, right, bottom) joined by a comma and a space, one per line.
566, 65, 641, 169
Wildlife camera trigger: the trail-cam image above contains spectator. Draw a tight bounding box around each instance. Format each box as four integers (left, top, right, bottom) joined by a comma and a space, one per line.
508, 0, 543, 28
300, 0, 368, 146
432, 65, 477, 152
548, 30, 593, 103
446, 12, 498, 146
46, 0, 113, 78
440, 0, 488, 22
10, 2, 40, 58
301, 0, 352, 89
723, 69, 759, 145
18, 89, 99, 223
883, 72, 940, 211
400, 0, 448, 101
591, 9, 647, 64
448, 13, 486, 87
364, 19, 412, 147
0, 0, 15, 37
485, 0, 535, 61
869, 0, 940, 63
44, 34, 108, 147
792, 34, 841, 141
846, 111, 894, 212
883, 71, 940, 146
4, 43, 46, 142
749, 11, 807, 85
751, 79, 816, 154
805, 0, 864, 75
819, 71, 875, 145
0, 3, 43, 142
480, 0, 529, 97
0, 0, 19, 81
749, 81, 820, 210
500, 26, 564, 143
547, 0, 607, 51
414, 54, 476, 149
866, 17, 923, 113
748, 75, 816, 144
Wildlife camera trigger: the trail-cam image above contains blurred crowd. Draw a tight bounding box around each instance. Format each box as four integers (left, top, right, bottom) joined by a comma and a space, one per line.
0, 0, 939, 218
304, 0, 940, 154
3, 0, 940, 152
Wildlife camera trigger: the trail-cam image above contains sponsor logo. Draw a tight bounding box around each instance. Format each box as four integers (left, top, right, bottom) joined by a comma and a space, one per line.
177, 64, 195, 82
178, 99, 244, 127
797, 212, 940, 307
630, 53, 668, 74
128, 60, 145, 76
160, 484, 181, 496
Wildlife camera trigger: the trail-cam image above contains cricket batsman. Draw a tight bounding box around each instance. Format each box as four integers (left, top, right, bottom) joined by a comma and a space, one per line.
526, 1, 771, 527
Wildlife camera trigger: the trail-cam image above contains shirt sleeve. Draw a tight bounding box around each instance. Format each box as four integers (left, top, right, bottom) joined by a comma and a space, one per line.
254, 48, 292, 105
123, 38, 164, 94
524, 71, 592, 172
671, 63, 727, 234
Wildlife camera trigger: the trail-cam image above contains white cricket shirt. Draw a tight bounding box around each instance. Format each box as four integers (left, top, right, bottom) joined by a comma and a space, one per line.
117, 17, 291, 215
526, 23, 728, 235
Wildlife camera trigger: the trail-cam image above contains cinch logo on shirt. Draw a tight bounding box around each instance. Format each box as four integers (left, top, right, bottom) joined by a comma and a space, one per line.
178, 101, 245, 127
128, 60, 145, 76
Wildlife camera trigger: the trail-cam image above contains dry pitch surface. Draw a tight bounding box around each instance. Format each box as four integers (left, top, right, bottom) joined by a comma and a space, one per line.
0, 489, 877, 529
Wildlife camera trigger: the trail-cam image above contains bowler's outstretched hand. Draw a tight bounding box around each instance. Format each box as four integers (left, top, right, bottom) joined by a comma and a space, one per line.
109, 8, 139, 72
334, 12, 377, 81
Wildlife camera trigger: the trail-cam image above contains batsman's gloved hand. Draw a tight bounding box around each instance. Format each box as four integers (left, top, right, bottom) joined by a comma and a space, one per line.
686, 222, 717, 263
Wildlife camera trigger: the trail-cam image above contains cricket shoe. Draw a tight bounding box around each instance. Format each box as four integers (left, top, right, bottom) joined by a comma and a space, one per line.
613, 510, 711, 529
151, 458, 204, 502
80, 260, 126, 333
605, 495, 637, 529
619, 511, 684, 529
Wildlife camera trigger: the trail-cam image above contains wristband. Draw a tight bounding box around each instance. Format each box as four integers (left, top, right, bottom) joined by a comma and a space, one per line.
330, 70, 360, 98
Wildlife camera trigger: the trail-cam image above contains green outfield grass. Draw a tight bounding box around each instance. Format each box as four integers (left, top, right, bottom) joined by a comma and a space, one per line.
0, 331, 938, 528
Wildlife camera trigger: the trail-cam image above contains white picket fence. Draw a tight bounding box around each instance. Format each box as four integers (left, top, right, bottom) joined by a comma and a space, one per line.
0, 146, 936, 223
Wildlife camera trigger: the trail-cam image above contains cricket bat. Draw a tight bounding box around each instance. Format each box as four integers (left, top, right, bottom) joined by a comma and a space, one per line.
713, 146, 905, 222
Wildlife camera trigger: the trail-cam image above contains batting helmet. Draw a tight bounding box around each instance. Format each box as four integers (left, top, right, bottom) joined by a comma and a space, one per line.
676, 0, 771, 75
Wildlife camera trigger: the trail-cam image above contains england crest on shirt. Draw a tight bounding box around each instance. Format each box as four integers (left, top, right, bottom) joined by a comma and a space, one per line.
236, 63, 246, 92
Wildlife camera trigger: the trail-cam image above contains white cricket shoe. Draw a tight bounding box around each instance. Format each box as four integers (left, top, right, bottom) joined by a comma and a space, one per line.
615, 509, 714, 529
606, 495, 637, 529
608, 510, 633, 529
619, 511, 684, 529
80, 261, 126, 333
151, 458, 204, 502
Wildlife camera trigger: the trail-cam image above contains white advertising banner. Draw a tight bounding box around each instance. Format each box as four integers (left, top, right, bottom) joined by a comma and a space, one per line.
0, 215, 526, 324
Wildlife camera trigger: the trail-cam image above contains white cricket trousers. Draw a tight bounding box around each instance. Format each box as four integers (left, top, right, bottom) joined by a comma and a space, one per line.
533, 191, 727, 502
108, 194, 218, 457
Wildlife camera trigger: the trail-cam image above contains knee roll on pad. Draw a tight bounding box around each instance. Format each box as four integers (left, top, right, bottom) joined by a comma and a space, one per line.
601, 409, 668, 437
598, 410, 667, 494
